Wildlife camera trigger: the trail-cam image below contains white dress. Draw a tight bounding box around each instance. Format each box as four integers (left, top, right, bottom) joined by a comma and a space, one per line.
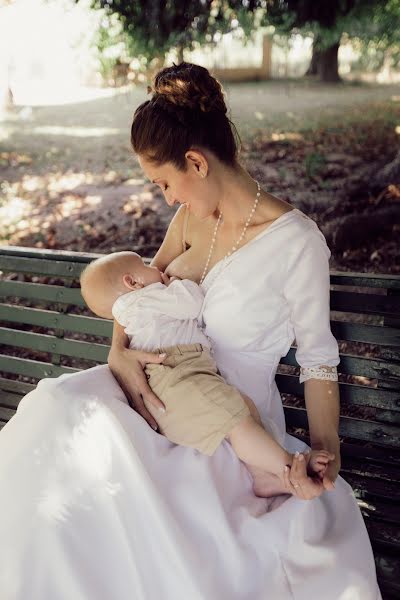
0, 209, 381, 600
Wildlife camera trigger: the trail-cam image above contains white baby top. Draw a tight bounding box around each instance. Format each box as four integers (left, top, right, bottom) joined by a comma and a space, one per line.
111, 279, 211, 352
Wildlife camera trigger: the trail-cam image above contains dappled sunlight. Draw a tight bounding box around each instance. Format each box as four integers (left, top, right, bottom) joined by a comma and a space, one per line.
32, 125, 123, 137
271, 132, 304, 141
35, 397, 125, 524
0, 195, 29, 226
47, 172, 92, 193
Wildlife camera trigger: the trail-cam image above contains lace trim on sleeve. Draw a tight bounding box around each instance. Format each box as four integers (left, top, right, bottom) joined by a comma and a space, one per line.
299, 365, 338, 384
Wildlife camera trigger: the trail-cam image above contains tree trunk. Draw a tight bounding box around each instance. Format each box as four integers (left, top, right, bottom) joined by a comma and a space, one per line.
177, 46, 184, 64
317, 42, 341, 83
306, 35, 322, 77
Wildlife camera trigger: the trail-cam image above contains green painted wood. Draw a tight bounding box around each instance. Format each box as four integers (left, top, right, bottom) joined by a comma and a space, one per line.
341, 471, 400, 503
357, 496, 399, 524
0, 391, 23, 410
281, 348, 400, 382
330, 272, 400, 290
331, 290, 400, 317
331, 320, 400, 348
0, 304, 113, 337
374, 554, 400, 597
341, 454, 400, 483
0, 280, 85, 306
0, 354, 78, 379
0, 377, 35, 395
283, 405, 400, 448
276, 374, 400, 414
374, 409, 400, 425
0, 406, 15, 421
0, 255, 85, 278
0, 246, 152, 267
0, 328, 109, 362
365, 519, 399, 551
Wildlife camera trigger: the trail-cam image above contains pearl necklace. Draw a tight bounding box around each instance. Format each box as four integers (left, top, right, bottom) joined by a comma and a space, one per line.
199, 181, 261, 285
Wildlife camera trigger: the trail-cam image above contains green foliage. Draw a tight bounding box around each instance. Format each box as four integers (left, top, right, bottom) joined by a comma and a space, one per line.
265, 0, 400, 50
82, 0, 268, 65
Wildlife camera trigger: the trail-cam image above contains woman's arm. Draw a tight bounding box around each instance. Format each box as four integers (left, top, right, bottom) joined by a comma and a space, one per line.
305, 378, 341, 488
106, 205, 188, 428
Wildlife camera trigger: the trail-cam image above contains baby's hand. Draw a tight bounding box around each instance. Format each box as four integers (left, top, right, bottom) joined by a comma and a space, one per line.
160, 272, 181, 286
304, 450, 334, 479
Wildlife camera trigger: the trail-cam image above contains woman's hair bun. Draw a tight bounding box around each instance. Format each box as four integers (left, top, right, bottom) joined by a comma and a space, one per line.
148, 62, 227, 115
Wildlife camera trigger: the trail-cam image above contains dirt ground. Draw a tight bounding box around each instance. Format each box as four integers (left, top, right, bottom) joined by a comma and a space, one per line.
1, 79, 399, 273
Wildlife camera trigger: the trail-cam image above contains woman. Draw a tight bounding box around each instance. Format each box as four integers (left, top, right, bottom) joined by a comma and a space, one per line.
0, 63, 380, 599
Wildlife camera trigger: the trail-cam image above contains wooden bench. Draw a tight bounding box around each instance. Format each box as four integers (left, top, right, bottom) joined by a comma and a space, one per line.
0, 245, 399, 598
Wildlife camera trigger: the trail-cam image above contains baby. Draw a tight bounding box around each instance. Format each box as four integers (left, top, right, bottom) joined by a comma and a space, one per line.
80, 251, 333, 498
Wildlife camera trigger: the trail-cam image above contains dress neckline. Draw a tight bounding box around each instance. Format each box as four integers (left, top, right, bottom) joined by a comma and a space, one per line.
201, 207, 302, 288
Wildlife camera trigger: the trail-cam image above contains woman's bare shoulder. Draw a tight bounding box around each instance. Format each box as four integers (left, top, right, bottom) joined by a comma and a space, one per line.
150, 204, 187, 270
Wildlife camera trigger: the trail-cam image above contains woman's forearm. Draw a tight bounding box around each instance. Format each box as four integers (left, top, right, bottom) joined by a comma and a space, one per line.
304, 379, 340, 451
109, 319, 129, 354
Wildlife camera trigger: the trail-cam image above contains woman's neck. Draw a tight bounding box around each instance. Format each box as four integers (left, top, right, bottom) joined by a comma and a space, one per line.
215, 163, 263, 231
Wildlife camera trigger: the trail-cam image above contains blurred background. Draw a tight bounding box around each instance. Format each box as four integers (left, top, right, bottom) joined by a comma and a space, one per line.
0, 0, 399, 273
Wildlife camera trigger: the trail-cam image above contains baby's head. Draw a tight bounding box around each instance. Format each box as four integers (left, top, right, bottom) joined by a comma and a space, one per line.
80, 251, 163, 319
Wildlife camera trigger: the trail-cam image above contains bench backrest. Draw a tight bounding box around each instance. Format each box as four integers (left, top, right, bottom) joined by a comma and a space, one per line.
0, 245, 399, 448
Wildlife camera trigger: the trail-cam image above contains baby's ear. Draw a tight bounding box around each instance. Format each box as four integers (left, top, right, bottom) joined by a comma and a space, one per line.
123, 274, 142, 290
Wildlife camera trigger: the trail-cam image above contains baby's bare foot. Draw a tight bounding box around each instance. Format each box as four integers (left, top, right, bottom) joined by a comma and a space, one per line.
247, 464, 289, 498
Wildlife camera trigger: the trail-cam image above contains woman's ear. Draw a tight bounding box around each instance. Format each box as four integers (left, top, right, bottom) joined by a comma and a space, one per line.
122, 274, 142, 290
185, 149, 208, 179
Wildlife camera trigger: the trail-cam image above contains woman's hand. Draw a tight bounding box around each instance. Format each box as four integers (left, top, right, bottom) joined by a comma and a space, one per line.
108, 345, 166, 431
282, 451, 336, 500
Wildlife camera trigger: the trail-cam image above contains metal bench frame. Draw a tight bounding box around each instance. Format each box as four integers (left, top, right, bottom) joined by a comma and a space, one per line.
0, 245, 399, 598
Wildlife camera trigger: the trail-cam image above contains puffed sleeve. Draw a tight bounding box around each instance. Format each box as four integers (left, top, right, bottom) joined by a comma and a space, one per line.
283, 222, 340, 383
151, 279, 205, 320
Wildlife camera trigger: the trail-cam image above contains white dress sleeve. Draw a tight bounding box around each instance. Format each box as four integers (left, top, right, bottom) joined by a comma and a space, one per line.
283, 223, 340, 384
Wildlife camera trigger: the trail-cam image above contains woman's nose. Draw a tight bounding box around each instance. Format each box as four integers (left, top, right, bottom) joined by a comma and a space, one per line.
165, 196, 177, 207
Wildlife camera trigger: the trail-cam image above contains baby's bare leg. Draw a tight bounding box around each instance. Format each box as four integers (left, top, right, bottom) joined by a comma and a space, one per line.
230, 394, 292, 497
235, 395, 332, 497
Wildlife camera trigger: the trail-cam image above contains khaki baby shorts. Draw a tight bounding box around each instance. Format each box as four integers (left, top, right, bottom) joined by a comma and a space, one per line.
143, 343, 250, 456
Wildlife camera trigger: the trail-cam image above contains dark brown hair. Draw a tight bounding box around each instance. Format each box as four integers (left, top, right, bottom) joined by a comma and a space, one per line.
130, 62, 241, 170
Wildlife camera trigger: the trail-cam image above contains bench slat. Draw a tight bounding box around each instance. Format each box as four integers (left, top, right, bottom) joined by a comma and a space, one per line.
342, 471, 400, 503
0, 328, 109, 362
0, 255, 85, 278
0, 377, 35, 395
0, 354, 78, 379
330, 272, 400, 290
0, 406, 15, 421
281, 349, 400, 383
0, 391, 23, 409
283, 406, 400, 448
2, 304, 399, 349
0, 304, 113, 337
331, 321, 400, 348
277, 375, 400, 414
0, 280, 85, 306
331, 290, 400, 317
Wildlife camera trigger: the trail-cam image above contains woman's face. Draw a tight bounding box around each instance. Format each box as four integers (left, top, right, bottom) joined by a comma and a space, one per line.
137, 151, 218, 220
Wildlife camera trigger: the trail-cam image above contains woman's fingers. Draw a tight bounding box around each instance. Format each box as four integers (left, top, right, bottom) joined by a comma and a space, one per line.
114, 372, 160, 431
290, 454, 324, 500
138, 351, 167, 367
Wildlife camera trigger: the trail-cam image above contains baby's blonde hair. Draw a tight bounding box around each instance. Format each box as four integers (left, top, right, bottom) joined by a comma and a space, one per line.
80, 251, 141, 316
